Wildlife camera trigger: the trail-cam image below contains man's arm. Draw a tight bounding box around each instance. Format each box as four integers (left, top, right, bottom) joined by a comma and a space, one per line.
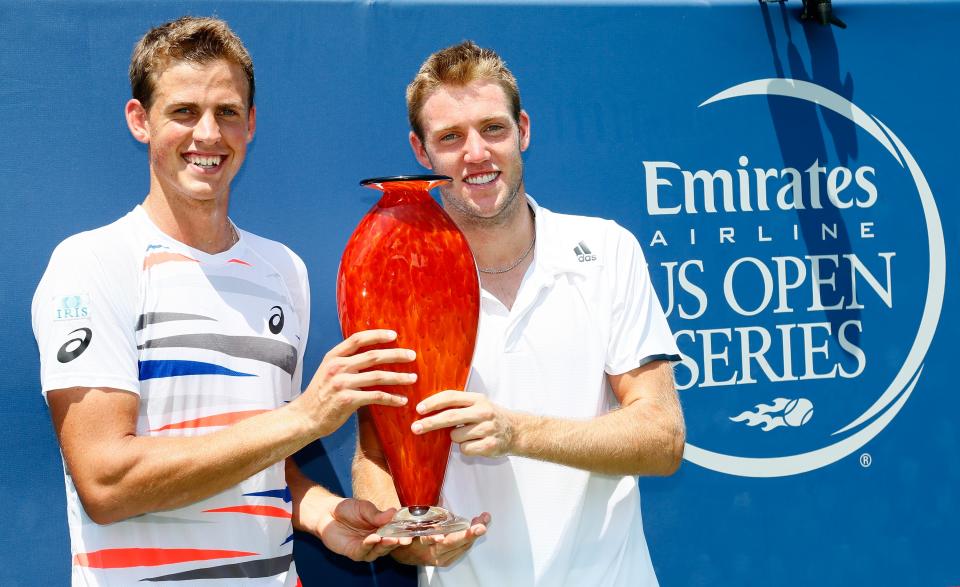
286, 458, 412, 562
352, 410, 490, 567
49, 330, 414, 525
411, 360, 685, 476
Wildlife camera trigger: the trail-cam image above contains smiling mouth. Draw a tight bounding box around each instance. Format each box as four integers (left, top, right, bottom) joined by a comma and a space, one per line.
183, 154, 225, 170
464, 171, 499, 186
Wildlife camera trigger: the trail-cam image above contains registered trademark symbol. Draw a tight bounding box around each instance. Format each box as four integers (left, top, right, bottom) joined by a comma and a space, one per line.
860, 453, 872, 468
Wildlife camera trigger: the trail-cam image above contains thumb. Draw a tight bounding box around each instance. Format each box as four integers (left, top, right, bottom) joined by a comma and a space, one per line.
355, 500, 397, 526
370, 505, 398, 526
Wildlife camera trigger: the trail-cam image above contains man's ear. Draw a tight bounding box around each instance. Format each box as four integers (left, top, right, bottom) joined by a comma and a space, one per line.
246, 104, 257, 143
518, 110, 531, 152
409, 131, 433, 170
125, 99, 150, 145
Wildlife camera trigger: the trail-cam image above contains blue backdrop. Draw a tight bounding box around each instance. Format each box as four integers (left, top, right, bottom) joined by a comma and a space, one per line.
2, 1, 956, 585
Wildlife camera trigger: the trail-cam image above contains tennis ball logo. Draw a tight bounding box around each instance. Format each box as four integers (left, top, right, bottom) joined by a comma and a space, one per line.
729, 397, 813, 432
783, 398, 814, 427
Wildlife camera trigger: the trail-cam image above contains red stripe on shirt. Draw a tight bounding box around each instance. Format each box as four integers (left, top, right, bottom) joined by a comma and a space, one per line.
152, 409, 269, 432
203, 505, 292, 519
74, 547, 256, 568
143, 252, 199, 270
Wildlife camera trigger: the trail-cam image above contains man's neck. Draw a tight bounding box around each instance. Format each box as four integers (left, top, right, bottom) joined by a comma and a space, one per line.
457, 196, 536, 311
459, 197, 535, 272
142, 190, 235, 254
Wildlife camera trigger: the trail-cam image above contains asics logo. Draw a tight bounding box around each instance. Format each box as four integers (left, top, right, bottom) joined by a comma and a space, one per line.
269, 306, 284, 335
57, 328, 92, 363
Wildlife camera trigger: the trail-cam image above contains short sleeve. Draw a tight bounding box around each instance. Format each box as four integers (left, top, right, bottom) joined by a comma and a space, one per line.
32, 234, 140, 400
289, 252, 310, 396
604, 224, 680, 375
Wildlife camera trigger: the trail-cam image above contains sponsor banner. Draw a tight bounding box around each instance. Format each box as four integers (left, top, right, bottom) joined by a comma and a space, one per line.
643, 79, 944, 477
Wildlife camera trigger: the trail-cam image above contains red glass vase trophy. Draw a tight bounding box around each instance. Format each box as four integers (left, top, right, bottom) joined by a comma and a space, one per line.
337, 175, 480, 537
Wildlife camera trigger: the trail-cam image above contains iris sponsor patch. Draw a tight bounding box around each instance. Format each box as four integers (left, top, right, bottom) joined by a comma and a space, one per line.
53, 294, 90, 321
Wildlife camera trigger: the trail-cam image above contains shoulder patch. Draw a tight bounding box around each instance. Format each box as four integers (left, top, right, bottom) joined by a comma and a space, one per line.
53, 293, 91, 321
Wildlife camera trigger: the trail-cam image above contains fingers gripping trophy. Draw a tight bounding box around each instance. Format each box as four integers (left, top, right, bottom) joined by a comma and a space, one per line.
337, 175, 480, 537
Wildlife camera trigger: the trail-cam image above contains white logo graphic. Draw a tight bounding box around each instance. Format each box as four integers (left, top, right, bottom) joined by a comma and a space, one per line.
730, 397, 814, 432
683, 79, 945, 477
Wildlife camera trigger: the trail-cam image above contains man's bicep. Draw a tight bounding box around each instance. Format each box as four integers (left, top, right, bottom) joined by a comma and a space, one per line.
607, 360, 677, 407
48, 387, 140, 485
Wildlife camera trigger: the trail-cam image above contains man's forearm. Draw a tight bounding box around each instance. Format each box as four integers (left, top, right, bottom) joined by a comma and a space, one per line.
70, 400, 318, 524
287, 458, 340, 533
503, 361, 684, 476
352, 407, 403, 510
509, 397, 685, 476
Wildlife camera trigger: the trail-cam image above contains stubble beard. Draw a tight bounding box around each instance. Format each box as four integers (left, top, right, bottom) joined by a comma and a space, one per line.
436, 159, 526, 230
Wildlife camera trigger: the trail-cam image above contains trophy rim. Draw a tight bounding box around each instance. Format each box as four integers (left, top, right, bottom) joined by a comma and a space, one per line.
359, 174, 452, 186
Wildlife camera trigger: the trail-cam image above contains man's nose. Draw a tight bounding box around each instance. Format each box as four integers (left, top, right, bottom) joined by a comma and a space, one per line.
193, 110, 222, 144
463, 129, 489, 163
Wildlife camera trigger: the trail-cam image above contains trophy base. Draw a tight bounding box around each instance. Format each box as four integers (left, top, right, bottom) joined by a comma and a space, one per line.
377, 505, 470, 538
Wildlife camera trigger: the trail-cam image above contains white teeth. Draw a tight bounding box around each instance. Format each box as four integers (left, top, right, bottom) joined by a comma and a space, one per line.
185, 155, 223, 168
465, 172, 497, 185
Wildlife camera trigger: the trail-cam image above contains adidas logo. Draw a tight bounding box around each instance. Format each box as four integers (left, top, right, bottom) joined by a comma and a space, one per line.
573, 241, 597, 263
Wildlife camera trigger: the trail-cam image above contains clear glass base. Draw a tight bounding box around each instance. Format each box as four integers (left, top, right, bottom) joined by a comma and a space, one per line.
377, 505, 470, 537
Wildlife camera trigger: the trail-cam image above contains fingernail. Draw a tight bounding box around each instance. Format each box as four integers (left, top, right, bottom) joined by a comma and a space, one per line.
411, 422, 422, 434
406, 350, 416, 360
398, 396, 408, 405
386, 330, 397, 339
416, 402, 426, 414
408, 373, 418, 382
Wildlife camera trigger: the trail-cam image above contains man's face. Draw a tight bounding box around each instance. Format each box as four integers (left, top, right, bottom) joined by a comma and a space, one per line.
127, 59, 255, 207
410, 80, 530, 227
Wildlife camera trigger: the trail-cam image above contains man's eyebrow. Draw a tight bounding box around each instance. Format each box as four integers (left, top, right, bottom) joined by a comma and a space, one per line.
164, 100, 247, 111
430, 115, 510, 135
217, 100, 246, 110
431, 124, 460, 135
166, 101, 197, 109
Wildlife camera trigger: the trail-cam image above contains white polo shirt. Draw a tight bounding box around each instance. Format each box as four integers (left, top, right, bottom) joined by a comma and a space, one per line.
422, 197, 680, 587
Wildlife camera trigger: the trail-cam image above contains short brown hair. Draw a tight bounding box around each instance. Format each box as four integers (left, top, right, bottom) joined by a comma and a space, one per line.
407, 41, 521, 141
129, 16, 255, 110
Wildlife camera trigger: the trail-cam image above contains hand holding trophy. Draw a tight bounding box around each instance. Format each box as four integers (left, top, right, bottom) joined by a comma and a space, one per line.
337, 175, 480, 537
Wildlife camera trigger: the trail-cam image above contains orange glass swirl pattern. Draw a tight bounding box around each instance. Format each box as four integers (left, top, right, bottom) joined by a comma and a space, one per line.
337, 177, 479, 508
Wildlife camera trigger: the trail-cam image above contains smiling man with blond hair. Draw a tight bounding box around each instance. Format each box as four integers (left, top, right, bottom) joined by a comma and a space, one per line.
354, 40, 686, 587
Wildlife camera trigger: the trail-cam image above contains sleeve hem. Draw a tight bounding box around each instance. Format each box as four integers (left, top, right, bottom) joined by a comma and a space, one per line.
41, 376, 140, 402
607, 353, 682, 376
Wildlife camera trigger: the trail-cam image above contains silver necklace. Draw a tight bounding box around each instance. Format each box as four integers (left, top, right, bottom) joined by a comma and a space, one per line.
477, 234, 536, 275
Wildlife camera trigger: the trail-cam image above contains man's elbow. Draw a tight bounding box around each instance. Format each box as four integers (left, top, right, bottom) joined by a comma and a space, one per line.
77, 485, 131, 525
648, 422, 685, 477
661, 430, 685, 476
72, 465, 143, 525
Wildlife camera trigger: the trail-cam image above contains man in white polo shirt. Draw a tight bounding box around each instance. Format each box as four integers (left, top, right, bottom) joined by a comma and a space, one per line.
353, 41, 685, 586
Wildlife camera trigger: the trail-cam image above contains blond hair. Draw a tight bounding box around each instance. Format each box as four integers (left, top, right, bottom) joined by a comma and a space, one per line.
407, 41, 521, 141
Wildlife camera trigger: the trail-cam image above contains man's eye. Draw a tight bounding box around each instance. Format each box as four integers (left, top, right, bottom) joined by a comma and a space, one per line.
220, 108, 238, 117
439, 133, 459, 142
485, 124, 505, 134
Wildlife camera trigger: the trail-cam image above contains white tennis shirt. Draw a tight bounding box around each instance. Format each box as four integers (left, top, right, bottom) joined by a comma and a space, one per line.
421, 197, 680, 587
33, 207, 308, 586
